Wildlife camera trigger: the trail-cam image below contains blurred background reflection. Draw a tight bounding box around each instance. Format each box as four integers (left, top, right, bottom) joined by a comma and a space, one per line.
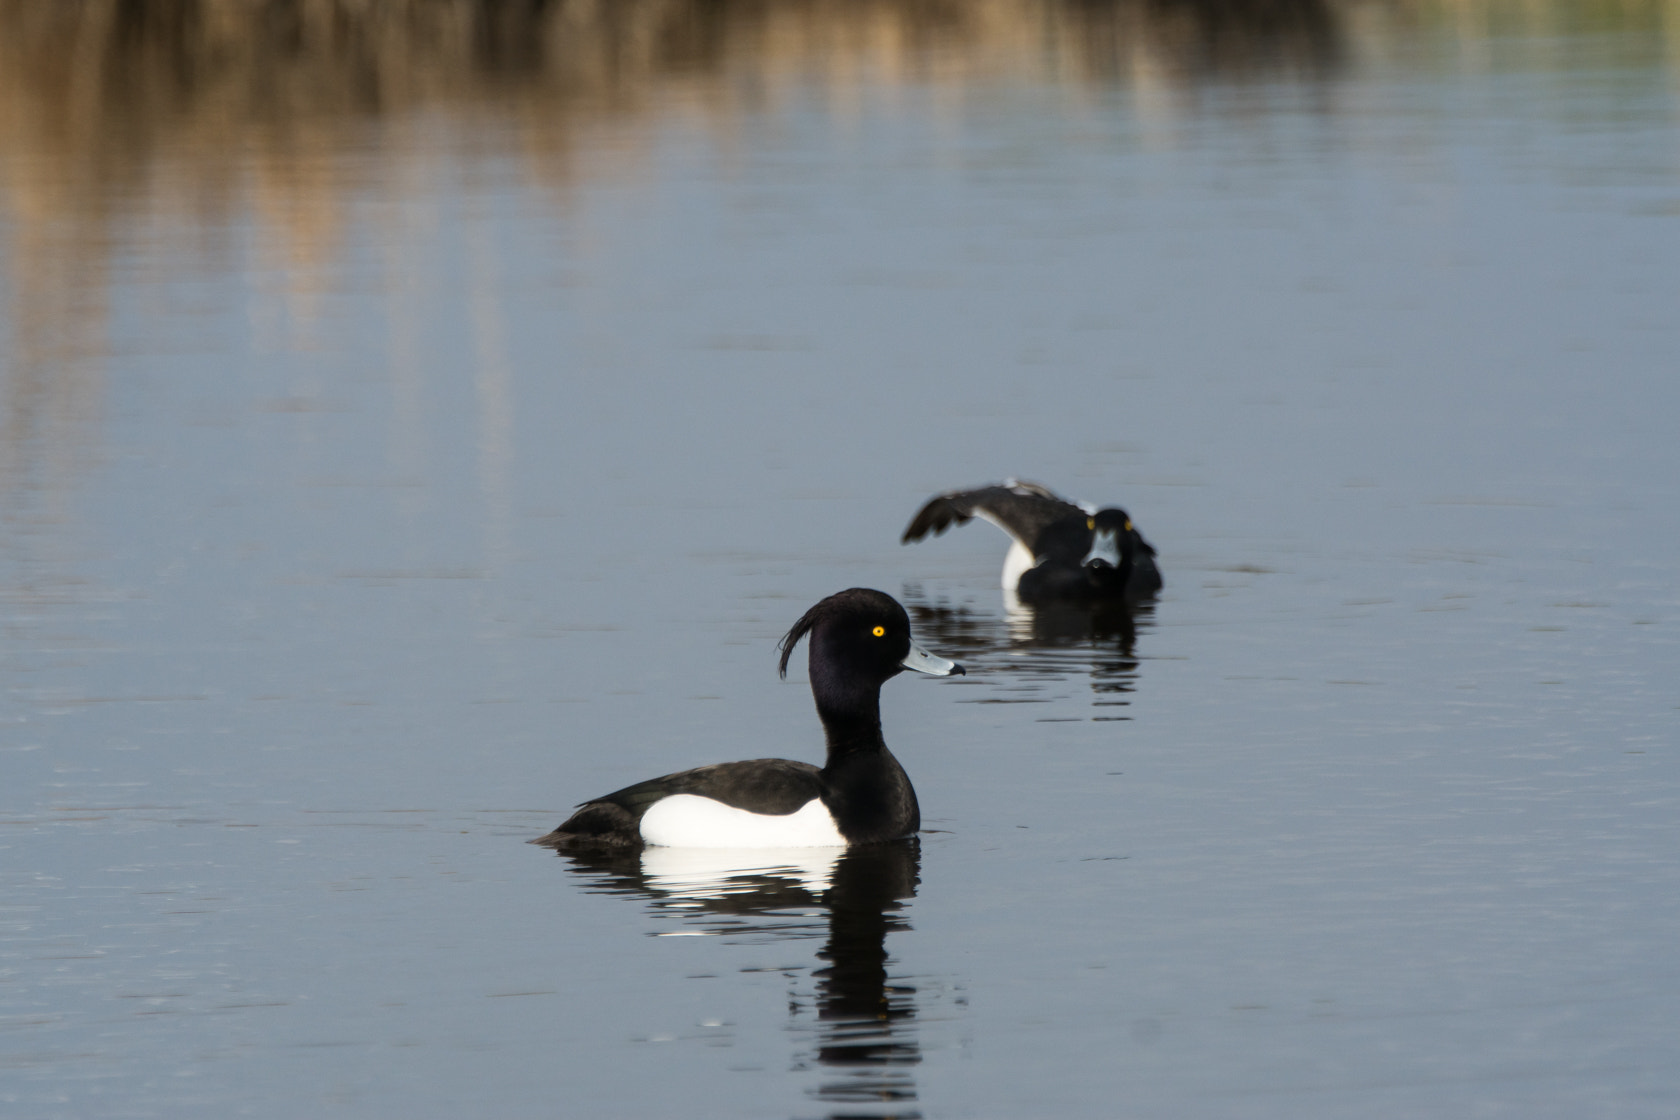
4, 1, 1677, 1116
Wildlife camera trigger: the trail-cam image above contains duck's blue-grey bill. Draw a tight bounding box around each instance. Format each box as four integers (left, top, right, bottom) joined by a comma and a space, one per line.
902, 642, 965, 677
1083, 527, 1121, 569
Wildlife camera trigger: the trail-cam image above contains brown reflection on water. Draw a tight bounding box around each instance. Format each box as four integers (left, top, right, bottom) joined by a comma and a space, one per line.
0, 0, 1348, 462
15, 0, 1669, 553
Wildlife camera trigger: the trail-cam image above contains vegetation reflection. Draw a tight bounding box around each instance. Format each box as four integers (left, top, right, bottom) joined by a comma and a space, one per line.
10, 0, 1667, 517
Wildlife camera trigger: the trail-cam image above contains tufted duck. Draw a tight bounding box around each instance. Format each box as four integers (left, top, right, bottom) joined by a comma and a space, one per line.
902, 480, 1161, 603
534, 588, 963, 850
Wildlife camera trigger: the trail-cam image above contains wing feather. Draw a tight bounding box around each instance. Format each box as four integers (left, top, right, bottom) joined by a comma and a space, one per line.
901, 482, 1084, 551
590, 759, 825, 818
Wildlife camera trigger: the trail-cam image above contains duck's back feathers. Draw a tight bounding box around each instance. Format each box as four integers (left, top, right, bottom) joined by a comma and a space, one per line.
901, 482, 1084, 552
537, 759, 824, 848
597, 758, 825, 816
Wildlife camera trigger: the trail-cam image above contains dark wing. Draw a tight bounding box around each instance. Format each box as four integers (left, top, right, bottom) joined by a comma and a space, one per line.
537, 759, 826, 848
591, 758, 824, 818
901, 482, 1085, 551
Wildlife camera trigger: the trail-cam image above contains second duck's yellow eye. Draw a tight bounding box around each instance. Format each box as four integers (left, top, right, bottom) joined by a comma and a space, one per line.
872, 625, 886, 637
1087, 518, 1095, 530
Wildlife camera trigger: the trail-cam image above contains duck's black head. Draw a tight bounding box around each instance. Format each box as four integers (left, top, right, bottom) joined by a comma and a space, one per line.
1092, 508, 1133, 534
1084, 509, 1138, 568
779, 588, 963, 756
778, 588, 963, 699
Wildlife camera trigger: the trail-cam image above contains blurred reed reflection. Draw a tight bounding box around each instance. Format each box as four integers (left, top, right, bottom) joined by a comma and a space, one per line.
904, 586, 1149, 715
0, 0, 1351, 226
556, 840, 924, 1116
0, 0, 1345, 413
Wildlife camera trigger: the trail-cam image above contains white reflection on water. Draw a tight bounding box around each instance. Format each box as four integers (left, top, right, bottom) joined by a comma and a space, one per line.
639, 846, 845, 901
556, 841, 925, 1114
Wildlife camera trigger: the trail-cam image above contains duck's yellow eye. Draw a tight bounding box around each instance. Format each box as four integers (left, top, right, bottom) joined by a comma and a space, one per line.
872, 625, 886, 637
1124, 520, 1133, 532
1087, 518, 1095, 530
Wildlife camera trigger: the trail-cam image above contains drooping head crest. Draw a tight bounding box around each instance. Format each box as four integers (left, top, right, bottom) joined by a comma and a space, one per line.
777, 588, 904, 678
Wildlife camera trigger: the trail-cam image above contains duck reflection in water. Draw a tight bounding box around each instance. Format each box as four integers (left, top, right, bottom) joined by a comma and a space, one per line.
553, 840, 924, 1116
904, 585, 1149, 716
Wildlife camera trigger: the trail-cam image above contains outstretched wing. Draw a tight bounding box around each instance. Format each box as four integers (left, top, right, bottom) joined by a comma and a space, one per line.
901, 481, 1084, 552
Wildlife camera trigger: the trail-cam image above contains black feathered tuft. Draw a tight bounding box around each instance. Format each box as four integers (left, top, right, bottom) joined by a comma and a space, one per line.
777, 601, 822, 678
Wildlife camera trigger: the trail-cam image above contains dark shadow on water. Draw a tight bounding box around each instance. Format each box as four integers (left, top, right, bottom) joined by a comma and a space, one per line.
904, 583, 1152, 717
798, 843, 921, 1115
554, 840, 924, 1118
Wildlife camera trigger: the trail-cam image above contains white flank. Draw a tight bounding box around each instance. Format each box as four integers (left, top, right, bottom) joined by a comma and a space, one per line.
1000, 538, 1037, 590
639, 846, 842, 896
639, 794, 846, 849
975, 507, 1040, 590
974, 506, 1026, 545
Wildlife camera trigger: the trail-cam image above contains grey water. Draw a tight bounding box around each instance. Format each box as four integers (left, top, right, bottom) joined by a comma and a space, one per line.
2, 2, 1678, 1116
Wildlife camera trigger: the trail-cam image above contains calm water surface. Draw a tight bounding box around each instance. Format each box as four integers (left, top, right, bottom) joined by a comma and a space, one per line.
2, 2, 1677, 1116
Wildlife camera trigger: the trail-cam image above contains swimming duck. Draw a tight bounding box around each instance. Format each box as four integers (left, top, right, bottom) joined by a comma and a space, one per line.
534, 588, 963, 850
901, 480, 1161, 603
